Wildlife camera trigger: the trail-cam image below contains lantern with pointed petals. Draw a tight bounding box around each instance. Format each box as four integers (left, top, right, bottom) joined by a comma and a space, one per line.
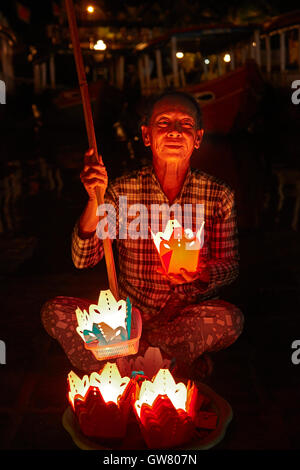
67, 362, 137, 440
151, 219, 204, 274
133, 368, 198, 448
116, 346, 171, 379
75, 289, 142, 360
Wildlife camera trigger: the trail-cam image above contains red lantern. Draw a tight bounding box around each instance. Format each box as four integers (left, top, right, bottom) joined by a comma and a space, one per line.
151, 219, 204, 274
67, 362, 136, 440
133, 368, 198, 448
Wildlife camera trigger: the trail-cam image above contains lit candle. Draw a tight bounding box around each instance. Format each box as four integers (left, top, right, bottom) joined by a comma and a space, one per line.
67, 363, 136, 440
151, 219, 204, 274
75, 290, 141, 360
133, 369, 198, 448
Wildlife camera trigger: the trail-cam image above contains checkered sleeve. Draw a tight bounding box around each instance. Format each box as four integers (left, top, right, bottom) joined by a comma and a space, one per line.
71, 184, 118, 269
71, 220, 104, 269
205, 186, 239, 290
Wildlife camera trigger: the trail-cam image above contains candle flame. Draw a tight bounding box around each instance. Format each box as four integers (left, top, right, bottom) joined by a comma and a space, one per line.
134, 369, 187, 417
75, 289, 129, 343
151, 219, 204, 274
68, 362, 130, 408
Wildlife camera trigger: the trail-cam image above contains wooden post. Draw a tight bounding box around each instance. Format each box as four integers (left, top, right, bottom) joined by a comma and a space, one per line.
250, 36, 255, 59
217, 55, 222, 76
33, 63, 41, 94
49, 54, 56, 89
171, 36, 179, 87
280, 31, 286, 72
117, 55, 125, 89
1, 38, 15, 93
41, 62, 47, 90
241, 46, 247, 64
254, 29, 261, 66
155, 49, 164, 90
179, 67, 186, 87
230, 49, 235, 70
109, 62, 114, 86
265, 35, 271, 74
138, 56, 145, 92
65, 0, 119, 300
298, 26, 300, 71
120, 56, 125, 89
116, 57, 120, 89
144, 53, 151, 92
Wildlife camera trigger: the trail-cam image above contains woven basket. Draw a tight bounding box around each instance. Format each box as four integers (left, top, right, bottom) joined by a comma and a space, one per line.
84, 307, 142, 360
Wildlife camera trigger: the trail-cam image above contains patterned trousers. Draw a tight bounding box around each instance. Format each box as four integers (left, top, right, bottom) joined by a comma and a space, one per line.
41, 293, 244, 373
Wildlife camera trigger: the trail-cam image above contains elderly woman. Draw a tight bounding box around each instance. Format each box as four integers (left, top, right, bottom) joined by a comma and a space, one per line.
42, 91, 243, 377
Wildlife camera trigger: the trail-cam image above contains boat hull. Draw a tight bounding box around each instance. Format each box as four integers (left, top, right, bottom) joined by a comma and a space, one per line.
184, 60, 264, 135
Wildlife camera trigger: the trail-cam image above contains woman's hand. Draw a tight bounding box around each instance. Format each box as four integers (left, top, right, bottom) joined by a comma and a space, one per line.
157, 259, 210, 285
80, 148, 108, 200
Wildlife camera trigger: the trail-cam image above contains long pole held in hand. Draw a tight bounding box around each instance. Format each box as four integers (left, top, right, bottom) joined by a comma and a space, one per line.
65, 0, 119, 300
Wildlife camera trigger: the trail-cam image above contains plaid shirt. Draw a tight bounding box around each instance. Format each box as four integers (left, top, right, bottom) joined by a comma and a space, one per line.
72, 166, 239, 321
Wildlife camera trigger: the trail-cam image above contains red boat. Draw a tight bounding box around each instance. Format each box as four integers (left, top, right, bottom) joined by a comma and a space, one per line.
49, 24, 265, 135
134, 24, 265, 135
185, 60, 264, 135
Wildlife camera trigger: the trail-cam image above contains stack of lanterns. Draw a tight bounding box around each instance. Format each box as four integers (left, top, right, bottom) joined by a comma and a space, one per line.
67, 362, 204, 448
66, 285, 217, 448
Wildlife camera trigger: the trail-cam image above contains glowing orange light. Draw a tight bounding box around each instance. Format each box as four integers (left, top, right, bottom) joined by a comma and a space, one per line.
76, 289, 128, 344
117, 346, 171, 379
133, 369, 198, 448
86, 5, 95, 13
75, 289, 142, 361
151, 219, 204, 274
68, 362, 130, 408
67, 363, 136, 440
94, 39, 107, 51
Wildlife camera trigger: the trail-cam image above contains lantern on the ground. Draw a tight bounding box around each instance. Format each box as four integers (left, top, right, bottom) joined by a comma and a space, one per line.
116, 346, 171, 379
151, 219, 204, 274
75, 289, 142, 360
67, 362, 136, 440
133, 368, 198, 448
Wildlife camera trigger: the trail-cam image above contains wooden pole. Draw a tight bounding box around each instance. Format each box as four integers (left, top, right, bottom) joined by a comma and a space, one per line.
171, 36, 179, 87
265, 35, 271, 74
138, 56, 145, 92
49, 54, 56, 89
298, 26, 300, 71
65, 0, 119, 300
254, 29, 261, 66
155, 49, 164, 90
33, 63, 41, 94
41, 62, 47, 90
117, 55, 125, 90
230, 49, 235, 70
280, 31, 286, 72
217, 55, 222, 76
144, 54, 151, 92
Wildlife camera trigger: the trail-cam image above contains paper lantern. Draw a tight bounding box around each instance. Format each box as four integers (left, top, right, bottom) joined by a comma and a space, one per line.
116, 346, 171, 380
151, 219, 204, 274
75, 290, 142, 360
67, 362, 136, 440
133, 368, 198, 448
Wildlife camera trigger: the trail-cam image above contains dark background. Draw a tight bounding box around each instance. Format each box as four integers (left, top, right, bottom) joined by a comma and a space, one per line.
0, 0, 299, 452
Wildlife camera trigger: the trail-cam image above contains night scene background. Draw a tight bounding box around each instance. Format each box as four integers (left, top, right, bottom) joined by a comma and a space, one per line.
0, 0, 300, 451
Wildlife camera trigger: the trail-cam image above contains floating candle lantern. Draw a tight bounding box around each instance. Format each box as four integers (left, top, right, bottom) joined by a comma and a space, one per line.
67, 362, 137, 440
116, 346, 171, 380
133, 368, 198, 448
151, 219, 204, 274
75, 289, 142, 360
